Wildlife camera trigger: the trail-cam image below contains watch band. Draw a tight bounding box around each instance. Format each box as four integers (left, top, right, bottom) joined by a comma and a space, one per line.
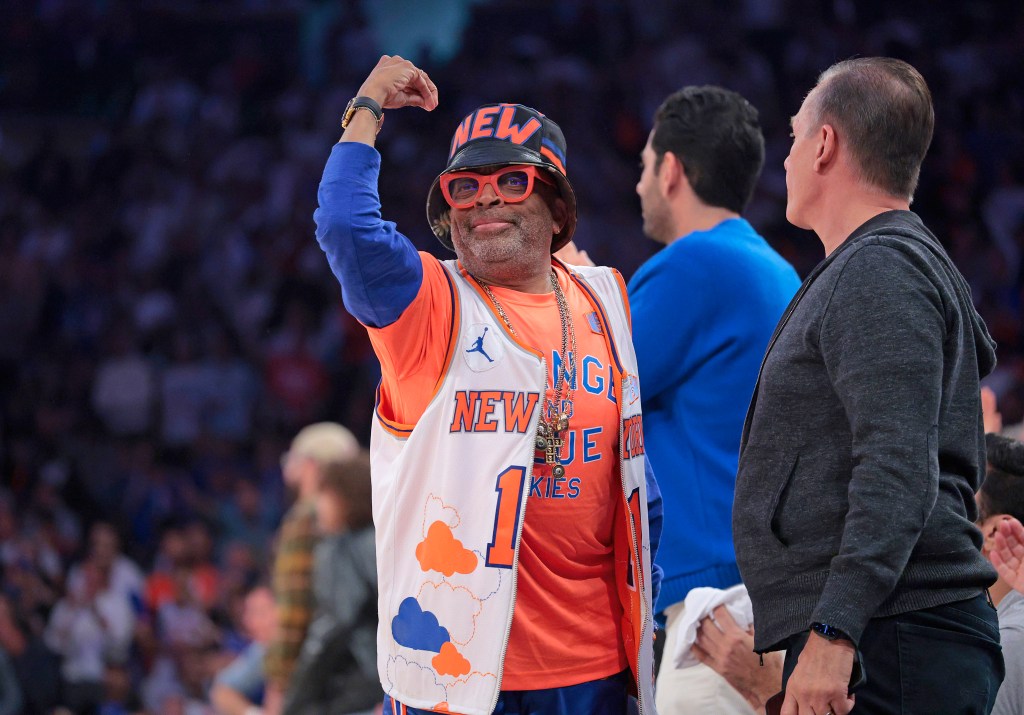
342, 96, 384, 133
810, 622, 850, 641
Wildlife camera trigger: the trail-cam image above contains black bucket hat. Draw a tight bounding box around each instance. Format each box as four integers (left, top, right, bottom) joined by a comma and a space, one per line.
426, 103, 577, 252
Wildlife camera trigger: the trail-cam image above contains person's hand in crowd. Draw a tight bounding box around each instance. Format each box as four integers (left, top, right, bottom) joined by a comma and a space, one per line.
981, 386, 1002, 434
693, 605, 783, 712
992, 516, 1024, 593
553, 241, 595, 267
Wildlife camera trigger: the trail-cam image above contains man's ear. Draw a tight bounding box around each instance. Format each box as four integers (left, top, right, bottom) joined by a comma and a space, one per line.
658, 151, 685, 196
980, 514, 1012, 555
815, 124, 837, 173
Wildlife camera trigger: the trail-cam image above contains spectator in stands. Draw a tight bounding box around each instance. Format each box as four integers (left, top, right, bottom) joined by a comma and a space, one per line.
691, 606, 784, 713
90, 324, 156, 437
210, 584, 277, 715
978, 433, 1024, 715
44, 561, 135, 715
183, 519, 221, 612
68, 522, 145, 616
0, 592, 60, 715
283, 451, 379, 715
264, 422, 359, 712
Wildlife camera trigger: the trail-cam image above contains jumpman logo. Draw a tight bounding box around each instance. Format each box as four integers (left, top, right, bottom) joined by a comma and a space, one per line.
467, 327, 494, 363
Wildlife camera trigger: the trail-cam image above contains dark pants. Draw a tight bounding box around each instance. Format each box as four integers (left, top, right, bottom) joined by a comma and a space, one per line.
782, 593, 1004, 714
384, 669, 633, 715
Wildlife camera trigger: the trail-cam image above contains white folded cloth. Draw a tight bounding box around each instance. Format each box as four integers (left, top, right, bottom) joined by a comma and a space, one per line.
671, 583, 754, 669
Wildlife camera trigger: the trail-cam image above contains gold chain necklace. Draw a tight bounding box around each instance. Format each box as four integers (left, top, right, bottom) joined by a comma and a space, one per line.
478, 270, 577, 478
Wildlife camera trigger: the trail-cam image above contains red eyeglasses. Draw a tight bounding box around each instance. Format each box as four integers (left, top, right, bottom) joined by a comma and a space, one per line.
439, 165, 555, 209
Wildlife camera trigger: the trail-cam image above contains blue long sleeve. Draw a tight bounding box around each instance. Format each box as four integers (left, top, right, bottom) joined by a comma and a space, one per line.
313, 142, 423, 328
644, 453, 664, 607
628, 219, 800, 610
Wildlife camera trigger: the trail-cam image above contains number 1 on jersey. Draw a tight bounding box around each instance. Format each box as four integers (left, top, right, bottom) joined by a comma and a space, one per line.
485, 466, 526, 568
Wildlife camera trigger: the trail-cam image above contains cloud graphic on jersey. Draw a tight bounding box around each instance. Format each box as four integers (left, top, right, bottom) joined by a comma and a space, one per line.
445, 552, 503, 600
445, 672, 499, 706
385, 656, 447, 704
392, 597, 450, 652
433, 642, 471, 677
423, 495, 460, 535
418, 581, 482, 645
416, 521, 478, 576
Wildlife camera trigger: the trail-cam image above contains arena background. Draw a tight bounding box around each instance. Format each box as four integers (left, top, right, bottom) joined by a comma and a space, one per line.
0, 0, 1022, 711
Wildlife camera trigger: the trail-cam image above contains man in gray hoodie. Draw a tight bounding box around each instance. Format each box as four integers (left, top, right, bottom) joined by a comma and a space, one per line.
733, 57, 1004, 715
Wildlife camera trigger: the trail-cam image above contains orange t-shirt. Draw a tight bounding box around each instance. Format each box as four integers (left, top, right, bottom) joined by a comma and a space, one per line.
369, 254, 627, 689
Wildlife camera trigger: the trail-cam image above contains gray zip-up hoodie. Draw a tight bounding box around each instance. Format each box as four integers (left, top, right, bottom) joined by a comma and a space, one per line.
283, 526, 380, 715
733, 210, 998, 651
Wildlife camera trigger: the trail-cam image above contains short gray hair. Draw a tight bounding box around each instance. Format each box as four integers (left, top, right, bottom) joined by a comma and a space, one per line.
812, 57, 934, 201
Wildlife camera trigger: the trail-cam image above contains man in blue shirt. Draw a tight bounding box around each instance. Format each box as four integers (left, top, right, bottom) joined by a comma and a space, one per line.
210, 585, 277, 715
631, 86, 800, 713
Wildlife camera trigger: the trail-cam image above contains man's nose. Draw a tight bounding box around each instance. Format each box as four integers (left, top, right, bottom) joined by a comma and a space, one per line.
476, 183, 503, 206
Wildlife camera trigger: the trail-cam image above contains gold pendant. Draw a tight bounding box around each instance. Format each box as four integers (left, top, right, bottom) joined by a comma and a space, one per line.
544, 435, 563, 465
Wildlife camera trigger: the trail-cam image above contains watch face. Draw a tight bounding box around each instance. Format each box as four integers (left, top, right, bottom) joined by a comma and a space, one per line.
342, 99, 382, 132
812, 623, 836, 639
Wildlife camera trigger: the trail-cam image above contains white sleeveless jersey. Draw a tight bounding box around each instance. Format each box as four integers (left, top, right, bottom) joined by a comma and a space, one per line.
370, 260, 656, 715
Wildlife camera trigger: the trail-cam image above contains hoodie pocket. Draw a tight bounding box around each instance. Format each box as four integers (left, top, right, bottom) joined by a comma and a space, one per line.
734, 449, 796, 551
767, 455, 799, 549
768, 447, 849, 553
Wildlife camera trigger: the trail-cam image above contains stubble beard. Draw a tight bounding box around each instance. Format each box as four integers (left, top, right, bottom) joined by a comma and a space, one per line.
453, 216, 551, 285
641, 199, 672, 245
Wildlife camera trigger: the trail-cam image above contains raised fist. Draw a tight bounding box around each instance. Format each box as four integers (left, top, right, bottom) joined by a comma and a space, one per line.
358, 55, 439, 111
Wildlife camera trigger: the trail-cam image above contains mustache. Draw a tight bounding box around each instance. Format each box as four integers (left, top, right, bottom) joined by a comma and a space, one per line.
464, 211, 520, 229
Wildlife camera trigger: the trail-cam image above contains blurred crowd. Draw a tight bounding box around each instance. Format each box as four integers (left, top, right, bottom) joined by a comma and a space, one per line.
0, 0, 1022, 712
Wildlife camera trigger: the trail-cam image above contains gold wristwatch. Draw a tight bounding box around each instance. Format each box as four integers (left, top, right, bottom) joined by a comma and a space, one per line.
342, 96, 384, 134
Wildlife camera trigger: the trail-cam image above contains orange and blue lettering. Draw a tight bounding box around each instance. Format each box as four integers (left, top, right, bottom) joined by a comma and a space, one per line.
486, 466, 526, 568
529, 474, 583, 499
582, 355, 605, 394
449, 116, 472, 158
449, 106, 543, 158
567, 477, 581, 498
550, 350, 577, 389
494, 106, 542, 145
449, 390, 478, 432
450, 390, 540, 433
503, 391, 539, 432
622, 415, 645, 459
470, 106, 500, 141
473, 390, 503, 432
583, 427, 602, 462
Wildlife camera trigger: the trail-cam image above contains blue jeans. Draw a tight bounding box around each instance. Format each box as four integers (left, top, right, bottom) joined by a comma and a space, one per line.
782, 593, 1004, 714
383, 669, 633, 715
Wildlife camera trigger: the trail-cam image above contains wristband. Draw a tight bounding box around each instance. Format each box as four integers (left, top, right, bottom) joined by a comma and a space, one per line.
810, 622, 850, 642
